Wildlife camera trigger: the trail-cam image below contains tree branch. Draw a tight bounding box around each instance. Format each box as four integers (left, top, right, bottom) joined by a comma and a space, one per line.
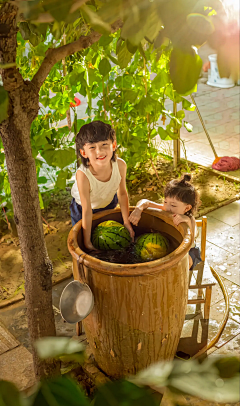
32, 20, 122, 89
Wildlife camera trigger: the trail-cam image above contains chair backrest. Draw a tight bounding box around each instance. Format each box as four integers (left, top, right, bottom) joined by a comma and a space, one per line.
195, 216, 207, 261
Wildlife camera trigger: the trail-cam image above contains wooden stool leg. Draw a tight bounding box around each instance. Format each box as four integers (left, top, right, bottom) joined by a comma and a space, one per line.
197, 288, 203, 299
204, 286, 212, 319
76, 321, 83, 336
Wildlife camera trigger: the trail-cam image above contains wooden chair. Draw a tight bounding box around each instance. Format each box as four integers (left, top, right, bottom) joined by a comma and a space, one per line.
187, 216, 216, 319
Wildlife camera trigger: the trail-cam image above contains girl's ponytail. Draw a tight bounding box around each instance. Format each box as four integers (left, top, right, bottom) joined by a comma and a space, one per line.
164, 173, 200, 216
179, 173, 192, 185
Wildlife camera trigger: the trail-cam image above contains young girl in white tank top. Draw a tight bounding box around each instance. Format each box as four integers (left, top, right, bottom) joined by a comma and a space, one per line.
129, 174, 201, 270
70, 121, 134, 251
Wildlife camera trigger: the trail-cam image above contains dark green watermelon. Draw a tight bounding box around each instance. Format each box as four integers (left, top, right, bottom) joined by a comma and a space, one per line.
135, 233, 169, 261
92, 221, 131, 250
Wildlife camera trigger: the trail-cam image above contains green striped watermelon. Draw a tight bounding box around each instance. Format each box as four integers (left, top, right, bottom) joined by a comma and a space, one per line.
92, 221, 131, 250
135, 233, 169, 261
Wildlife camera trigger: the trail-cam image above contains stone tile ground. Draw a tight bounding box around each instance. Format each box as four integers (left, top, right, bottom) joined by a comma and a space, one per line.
159, 83, 240, 178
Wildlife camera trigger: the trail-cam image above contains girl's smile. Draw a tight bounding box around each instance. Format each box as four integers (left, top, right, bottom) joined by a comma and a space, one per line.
80, 140, 116, 166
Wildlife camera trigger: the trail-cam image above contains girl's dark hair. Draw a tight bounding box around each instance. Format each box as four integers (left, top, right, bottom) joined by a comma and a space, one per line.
75, 121, 117, 167
164, 173, 201, 216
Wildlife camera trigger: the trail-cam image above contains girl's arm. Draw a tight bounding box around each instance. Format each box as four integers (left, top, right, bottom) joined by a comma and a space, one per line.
77, 171, 96, 251
117, 158, 135, 240
172, 214, 195, 245
129, 199, 165, 226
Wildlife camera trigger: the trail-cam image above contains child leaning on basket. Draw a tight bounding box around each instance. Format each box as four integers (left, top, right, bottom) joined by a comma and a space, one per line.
129, 173, 201, 270
70, 120, 134, 251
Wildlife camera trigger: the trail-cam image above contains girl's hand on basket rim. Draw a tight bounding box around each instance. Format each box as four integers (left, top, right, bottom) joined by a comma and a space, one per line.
172, 214, 190, 227
128, 207, 142, 226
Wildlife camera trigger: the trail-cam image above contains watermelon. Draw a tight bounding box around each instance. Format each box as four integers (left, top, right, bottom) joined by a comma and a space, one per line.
92, 221, 131, 250
135, 233, 169, 261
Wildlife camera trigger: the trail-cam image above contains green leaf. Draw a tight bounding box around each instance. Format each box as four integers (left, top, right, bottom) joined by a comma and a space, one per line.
19, 22, 31, 40
123, 90, 138, 103
29, 32, 42, 47
106, 53, 118, 65
98, 58, 111, 77
151, 70, 169, 89
21, 0, 44, 21
187, 13, 214, 36
213, 356, 240, 379
131, 361, 172, 388
0, 86, 9, 124
182, 98, 196, 111
158, 127, 170, 140
121, 3, 162, 46
37, 176, 48, 184
35, 337, 85, 361
94, 380, 159, 406
176, 110, 185, 120
32, 376, 90, 406
81, 5, 111, 35
170, 47, 202, 95
180, 83, 198, 97
116, 37, 123, 55
184, 121, 193, 132
76, 119, 86, 132
138, 42, 147, 60
123, 75, 133, 88
69, 71, 82, 86
154, 30, 165, 49
118, 42, 132, 69
0, 380, 24, 406
126, 40, 138, 54
42, 147, 76, 169
34, 22, 49, 38
44, 0, 72, 22
39, 191, 44, 210
55, 169, 72, 189
168, 358, 240, 403
34, 132, 48, 148
99, 35, 113, 47
0, 152, 5, 165
55, 148, 76, 169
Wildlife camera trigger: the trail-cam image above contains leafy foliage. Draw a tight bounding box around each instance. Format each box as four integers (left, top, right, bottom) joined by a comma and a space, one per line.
32, 375, 90, 406
2, 0, 237, 216
0, 337, 239, 405
35, 337, 85, 363
94, 380, 159, 406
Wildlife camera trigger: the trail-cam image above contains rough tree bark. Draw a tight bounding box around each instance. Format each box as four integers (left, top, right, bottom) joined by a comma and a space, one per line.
0, 2, 59, 379
0, 1, 122, 379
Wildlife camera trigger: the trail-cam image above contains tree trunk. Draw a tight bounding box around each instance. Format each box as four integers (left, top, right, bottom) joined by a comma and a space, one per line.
0, 2, 59, 379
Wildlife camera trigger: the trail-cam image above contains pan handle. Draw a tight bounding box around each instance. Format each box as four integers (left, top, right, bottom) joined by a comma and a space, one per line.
77, 255, 86, 283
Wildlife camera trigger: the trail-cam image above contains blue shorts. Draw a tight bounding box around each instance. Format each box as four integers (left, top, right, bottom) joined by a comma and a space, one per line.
70, 194, 118, 226
189, 247, 202, 270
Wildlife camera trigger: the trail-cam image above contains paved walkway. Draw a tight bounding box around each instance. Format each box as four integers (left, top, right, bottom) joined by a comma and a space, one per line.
161, 82, 240, 179
181, 83, 240, 175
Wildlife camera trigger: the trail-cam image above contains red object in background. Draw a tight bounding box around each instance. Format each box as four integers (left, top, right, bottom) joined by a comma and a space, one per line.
203, 61, 210, 72
212, 156, 240, 172
70, 97, 81, 107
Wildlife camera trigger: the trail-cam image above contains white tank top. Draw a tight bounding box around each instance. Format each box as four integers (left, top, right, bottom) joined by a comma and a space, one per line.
71, 160, 122, 209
